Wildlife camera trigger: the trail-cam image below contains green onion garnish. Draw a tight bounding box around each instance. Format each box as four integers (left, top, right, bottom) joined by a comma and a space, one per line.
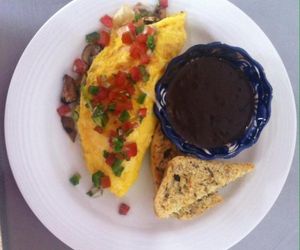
85, 31, 100, 44
112, 159, 124, 177
92, 105, 109, 128
119, 110, 130, 123
72, 110, 79, 122
92, 170, 104, 188
146, 35, 155, 51
81, 85, 93, 110
69, 173, 81, 186
107, 103, 116, 112
103, 150, 110, 159
134, 13, 142, 22
113, 137, 124, 152
135, 25, 145, 34
139, 65, 150, 82
86, 187, 102, 197
88, 85, 99, 95
137, 92, 147, 104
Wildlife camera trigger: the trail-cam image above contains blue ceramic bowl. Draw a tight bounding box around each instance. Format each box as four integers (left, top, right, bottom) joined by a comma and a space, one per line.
155, 42, 273, 160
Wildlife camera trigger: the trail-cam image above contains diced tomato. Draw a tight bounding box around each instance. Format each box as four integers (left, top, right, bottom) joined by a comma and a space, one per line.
72, 58, 87, 74
124, 142, 137, 158
114, 71, 127, 88
138, 108, 147, 118
128, 22, 136, 34
108, 90, 118, 102
93, 87, 109, 103
57, 104, 71, 116
100, 15, 113, 28
105, 154, 115, 166
137, 42, 148, 54
98, 30, 110, 46
101, 176, 111, 188
122, 31, 134, 45
94, 126, 103, 134
109, 130, 117, 139
130, 66, 141, 82
119, 203, 130, 215
125, 84, 135, 96
130, 44, 141, 59
140, 54, 150, 64
115, 101, 133, 114
124, 101, 133, 110
159, 0, 168, 8
147, 26, 155, 35
130, 42, 147, 59
136, 34, 147, 44
122, 121, 137, 132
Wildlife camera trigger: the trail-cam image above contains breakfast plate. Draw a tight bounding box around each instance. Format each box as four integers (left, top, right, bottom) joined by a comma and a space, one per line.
5, 0, 297, 249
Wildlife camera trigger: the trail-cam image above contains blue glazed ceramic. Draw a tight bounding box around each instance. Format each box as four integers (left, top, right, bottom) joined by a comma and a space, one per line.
155, 42, 273, 160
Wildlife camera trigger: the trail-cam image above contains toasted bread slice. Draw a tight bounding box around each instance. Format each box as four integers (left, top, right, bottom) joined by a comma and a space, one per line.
173, 193, 223, 219
150, 125, 223, 219
154, 156, 254, 218
150, 125, 182, 189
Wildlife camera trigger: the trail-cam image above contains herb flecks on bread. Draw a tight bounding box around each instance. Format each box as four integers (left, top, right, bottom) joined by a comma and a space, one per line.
150, 125, 223, 219
154, 156, 254, 218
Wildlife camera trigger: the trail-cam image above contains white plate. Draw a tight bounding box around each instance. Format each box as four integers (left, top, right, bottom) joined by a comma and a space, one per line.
5, 0, 297, 249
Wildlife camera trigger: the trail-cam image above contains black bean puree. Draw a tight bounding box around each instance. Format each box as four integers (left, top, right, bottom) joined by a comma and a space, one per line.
166, 56, 254, 149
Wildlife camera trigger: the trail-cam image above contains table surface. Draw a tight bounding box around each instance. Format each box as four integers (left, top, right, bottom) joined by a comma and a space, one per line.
0, 0, 298, 249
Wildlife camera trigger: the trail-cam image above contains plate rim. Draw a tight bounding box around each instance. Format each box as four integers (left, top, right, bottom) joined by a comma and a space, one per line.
4, 0, 297, 249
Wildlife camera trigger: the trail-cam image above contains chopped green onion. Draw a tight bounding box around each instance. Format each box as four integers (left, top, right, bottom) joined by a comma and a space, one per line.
103, 150, 110, 159
92, 105, 109, 127
85, 31, 100, 44
135, 25, 145, 34
137, 92, 147, 104
139, 65, 150, 82
119, 110, 130, 123
113, 137, 124, 152
72, 109, 79, 122
88, 85, 99, 95
69, 173, 81, 186
107, 103, 116, 112
112, 159, 124, 177
86, 187, 103, 197
81, 85, 93, 110
134, 13, 142, 22
92, 170, 104, 188
146, 35, 155, 51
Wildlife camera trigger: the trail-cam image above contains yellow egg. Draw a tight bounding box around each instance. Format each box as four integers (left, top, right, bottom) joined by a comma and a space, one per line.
77, 13, 187, 197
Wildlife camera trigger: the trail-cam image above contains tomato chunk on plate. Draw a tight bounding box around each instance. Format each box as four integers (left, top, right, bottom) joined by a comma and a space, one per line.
57, 104, 71, 116
100, 15, 113, 28
119, 203, 130, 215
98, 30, 110, 47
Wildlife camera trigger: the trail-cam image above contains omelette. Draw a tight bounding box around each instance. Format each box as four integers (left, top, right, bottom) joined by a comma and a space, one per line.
78, 13, 186, 197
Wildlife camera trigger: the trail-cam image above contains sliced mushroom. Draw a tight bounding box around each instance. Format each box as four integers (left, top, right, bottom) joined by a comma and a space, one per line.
154, 5, 166, 19
61, 116, 77, 142
74, 73, 87, 89
143, 16, 160, 24
81, 44, 102, 66
61, 74, 78, 104
133, 3, 152, 15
